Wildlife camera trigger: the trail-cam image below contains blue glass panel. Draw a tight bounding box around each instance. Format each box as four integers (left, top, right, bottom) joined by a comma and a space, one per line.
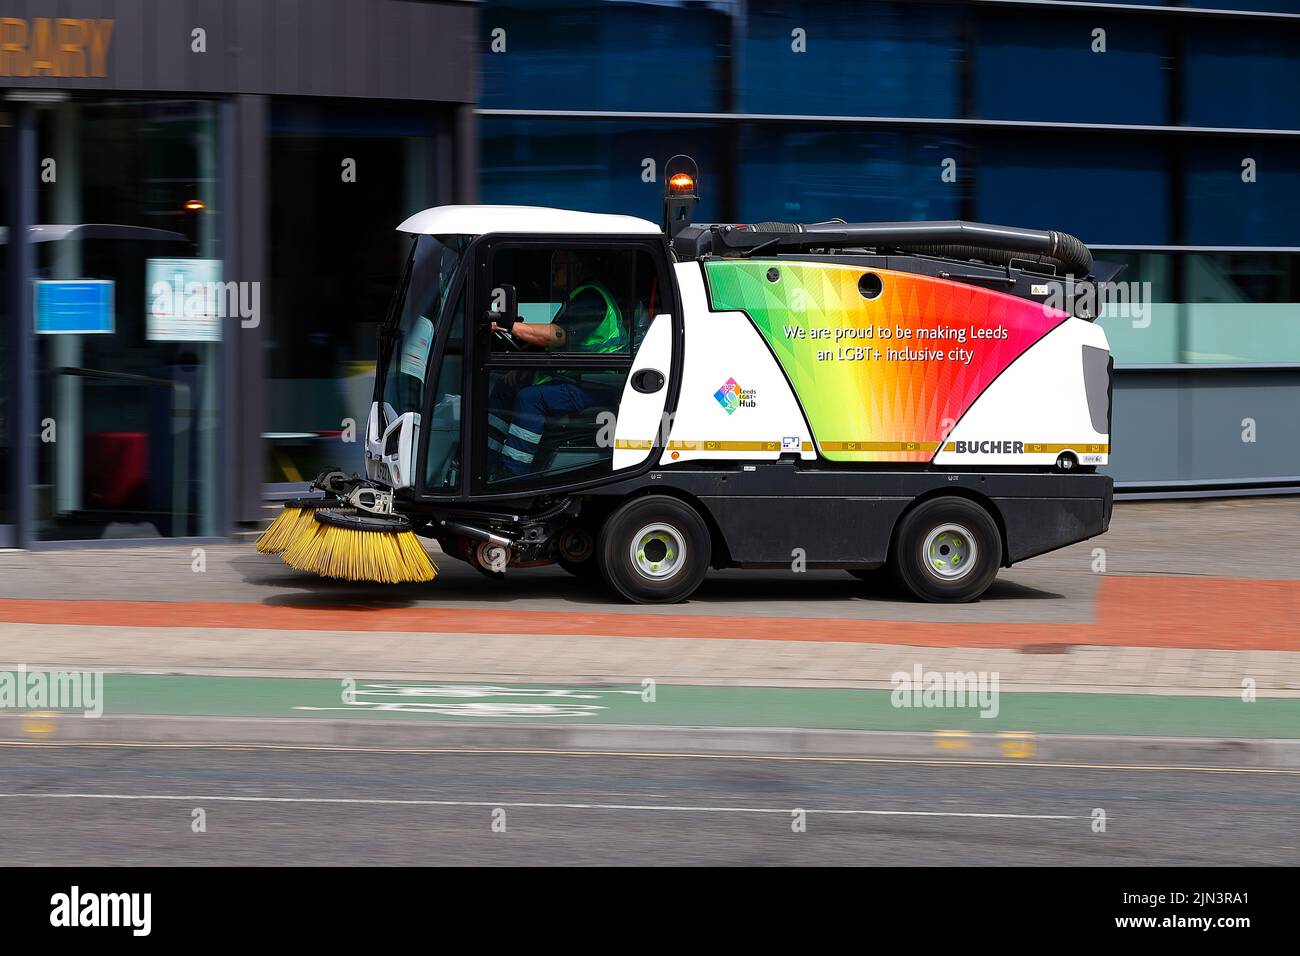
973, 11, 1168, 125
1186, 1, 1300, 11
975, 138, 1170, 245
737, 127, 965, 224
1185, 23, 1300, 130
480, 0, 734, 112
739, 1, 960, 117
480, 119, 724, 223
1185, 141, 1300, 245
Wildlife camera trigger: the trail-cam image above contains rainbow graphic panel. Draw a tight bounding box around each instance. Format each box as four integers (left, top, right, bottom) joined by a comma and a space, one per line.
704, 260, 1068, 462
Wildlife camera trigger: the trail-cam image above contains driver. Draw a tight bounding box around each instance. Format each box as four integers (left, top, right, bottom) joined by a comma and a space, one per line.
488, 251, 627, 478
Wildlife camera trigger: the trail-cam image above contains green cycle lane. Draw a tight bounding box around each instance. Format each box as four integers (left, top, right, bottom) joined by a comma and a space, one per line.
33, 674, 1300, 738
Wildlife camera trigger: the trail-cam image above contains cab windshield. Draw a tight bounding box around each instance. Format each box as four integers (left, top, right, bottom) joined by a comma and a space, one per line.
380, 233, 472, 420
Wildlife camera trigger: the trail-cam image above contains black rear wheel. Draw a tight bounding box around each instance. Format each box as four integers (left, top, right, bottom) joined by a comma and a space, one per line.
598, 496, 711, 604
891, 497, 1001, 603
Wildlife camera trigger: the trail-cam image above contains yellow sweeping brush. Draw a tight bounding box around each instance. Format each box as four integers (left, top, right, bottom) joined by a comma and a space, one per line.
281, 509, 437, 584
255, 497, 336, 554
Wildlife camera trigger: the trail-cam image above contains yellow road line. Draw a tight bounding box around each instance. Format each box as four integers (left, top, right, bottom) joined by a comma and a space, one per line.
1, 739, 1295, 775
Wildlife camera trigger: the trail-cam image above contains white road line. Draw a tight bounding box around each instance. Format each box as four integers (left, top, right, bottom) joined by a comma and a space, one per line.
0, 792, 1079, 819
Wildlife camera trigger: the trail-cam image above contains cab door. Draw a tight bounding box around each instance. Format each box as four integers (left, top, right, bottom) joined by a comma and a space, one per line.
470, 235, 677, 497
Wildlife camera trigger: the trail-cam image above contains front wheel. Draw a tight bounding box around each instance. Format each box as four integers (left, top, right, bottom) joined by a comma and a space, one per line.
891, 497, 1002, 603
556, 524, 601, 580
598, 496, 711, 604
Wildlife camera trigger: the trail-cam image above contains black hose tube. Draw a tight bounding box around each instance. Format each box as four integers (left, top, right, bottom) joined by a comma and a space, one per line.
898, 242, 1090, 277
801, 220, 1095, 276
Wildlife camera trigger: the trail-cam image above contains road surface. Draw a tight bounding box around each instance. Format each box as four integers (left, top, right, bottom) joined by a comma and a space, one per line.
2, 743, 1296, 866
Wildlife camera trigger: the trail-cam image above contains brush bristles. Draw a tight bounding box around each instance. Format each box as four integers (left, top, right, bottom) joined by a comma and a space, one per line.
256, 505, 308, 554
279, 518, 329, 569
281, 524, 437, 584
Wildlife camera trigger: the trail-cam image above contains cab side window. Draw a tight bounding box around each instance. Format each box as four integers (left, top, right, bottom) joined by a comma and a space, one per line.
489, 248, 659, 355
481, 244, 663, 489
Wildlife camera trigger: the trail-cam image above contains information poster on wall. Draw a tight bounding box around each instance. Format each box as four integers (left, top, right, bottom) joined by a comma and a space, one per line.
34, 280, 115, 334
146, 258, 224, 342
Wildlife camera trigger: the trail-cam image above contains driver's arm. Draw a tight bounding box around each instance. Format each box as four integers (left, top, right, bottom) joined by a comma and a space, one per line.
509, 321, 567, 348
489, 320, 567, 348
493, 287, 603, 349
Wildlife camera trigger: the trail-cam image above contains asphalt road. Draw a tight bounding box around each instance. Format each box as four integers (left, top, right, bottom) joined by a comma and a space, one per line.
2, 744, 1296, 866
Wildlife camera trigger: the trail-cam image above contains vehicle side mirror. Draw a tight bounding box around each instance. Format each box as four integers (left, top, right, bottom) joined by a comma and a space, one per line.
487, 284, 519, 325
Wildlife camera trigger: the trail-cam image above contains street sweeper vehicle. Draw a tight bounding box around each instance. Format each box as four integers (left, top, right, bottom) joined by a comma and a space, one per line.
259, 157, 1115, 604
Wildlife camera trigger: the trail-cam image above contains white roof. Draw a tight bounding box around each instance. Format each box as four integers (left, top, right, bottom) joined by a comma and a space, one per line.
397, 205, 660, 237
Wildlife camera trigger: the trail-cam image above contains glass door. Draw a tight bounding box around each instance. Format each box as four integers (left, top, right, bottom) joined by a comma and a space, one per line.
475, 240, 665, 494
32, 98, 223, 541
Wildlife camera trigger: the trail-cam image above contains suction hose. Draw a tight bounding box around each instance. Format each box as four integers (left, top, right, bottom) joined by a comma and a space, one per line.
799, 220, 1095, 276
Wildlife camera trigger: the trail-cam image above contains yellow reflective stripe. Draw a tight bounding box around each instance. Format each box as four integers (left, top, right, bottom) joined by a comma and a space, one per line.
940, 442, 1110, 453
614, 439, 1109, 455
668, 440, 809, 452
613, 439, 815, 452
819, 441, 943, 453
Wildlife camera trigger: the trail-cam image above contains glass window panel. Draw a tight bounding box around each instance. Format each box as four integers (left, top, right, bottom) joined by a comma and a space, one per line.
384, 234, 472, 420
1096, 253, 1180, 365
738, 127, 966, 224
1185, 22, 1300, 129
973, 11, 1168, 125
266, 102, 440, 484
1187, 1, 1300, 12
1098, 252, 1300, 365
1184, 253, 1300, 363
32, 99, 222, 541
975, 137, 1171, 245
489, 246, 658, 355
480, 0, 734, 112
1185, 142, 1300, 246
484, 366, 628, 487
739, 1, 960, 117
480, 240, 665, 491
0, 114, 10, 534
480, 119, 723, 223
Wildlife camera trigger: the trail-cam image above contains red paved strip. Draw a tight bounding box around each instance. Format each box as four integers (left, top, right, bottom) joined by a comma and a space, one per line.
0, 577, 1294, 651
1095, 576, 1300, 652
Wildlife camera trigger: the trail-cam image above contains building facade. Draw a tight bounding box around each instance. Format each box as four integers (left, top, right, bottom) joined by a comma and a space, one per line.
2, 0, 1297, 549
479, 0, 1300, 495
1, 0, 477, 546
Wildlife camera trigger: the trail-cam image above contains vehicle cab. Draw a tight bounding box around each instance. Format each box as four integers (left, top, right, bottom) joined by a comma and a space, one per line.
367, 205, 682, 510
